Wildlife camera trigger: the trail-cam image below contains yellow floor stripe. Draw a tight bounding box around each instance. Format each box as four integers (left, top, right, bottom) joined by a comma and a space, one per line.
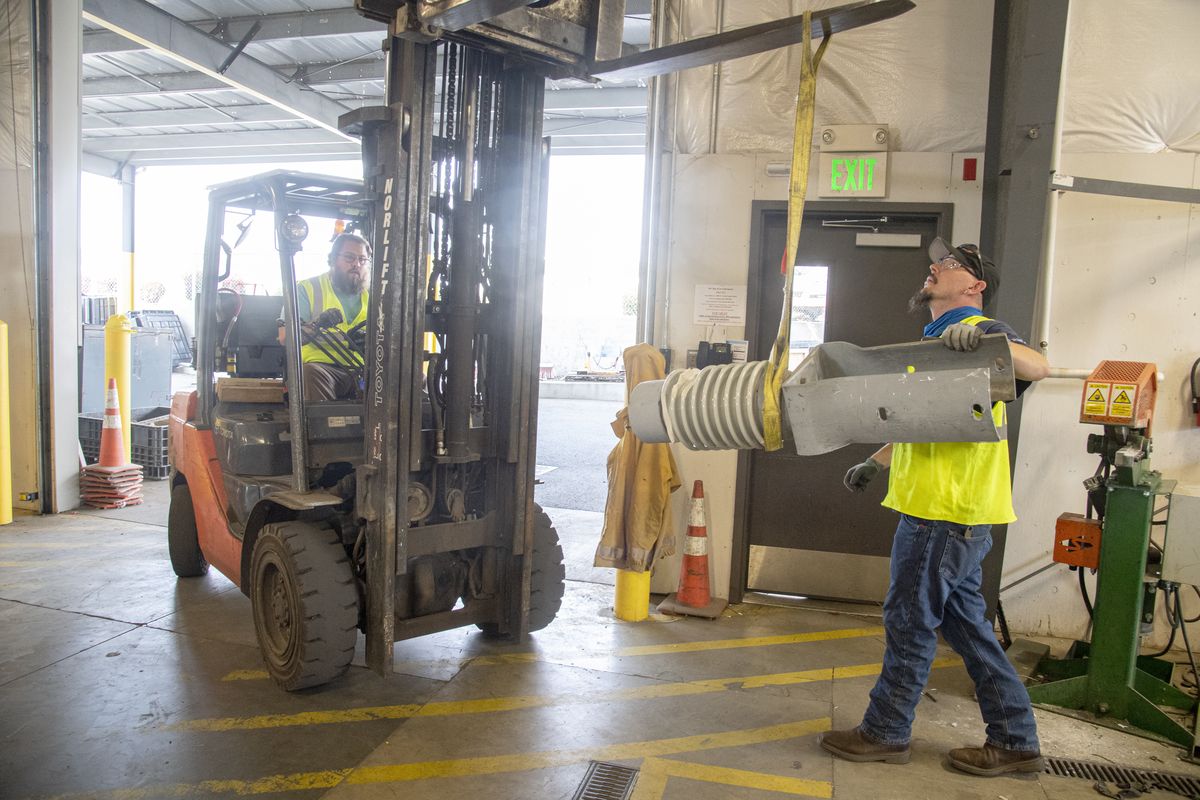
635, 757, 831, 799
614, 625, 884, 657
347, 718, 830, 784
175, 656, 962, 733
50, 718, 831, 799
215, 625, 886, 681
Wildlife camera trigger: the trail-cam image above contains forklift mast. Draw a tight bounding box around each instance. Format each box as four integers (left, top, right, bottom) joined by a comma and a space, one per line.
344, 33, 553, 674
341, 0, 916, 676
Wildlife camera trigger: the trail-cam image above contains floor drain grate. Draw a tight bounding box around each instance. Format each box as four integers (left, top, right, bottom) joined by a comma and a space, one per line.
1045, 756, 1200, 798
572, 761, 639, 800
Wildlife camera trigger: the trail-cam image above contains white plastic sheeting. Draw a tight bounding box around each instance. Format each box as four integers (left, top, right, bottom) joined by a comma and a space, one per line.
665, 0, 1200, 155
0, 0, 34, 168
1063, 2, 1200, 154
0, 0, 40, 511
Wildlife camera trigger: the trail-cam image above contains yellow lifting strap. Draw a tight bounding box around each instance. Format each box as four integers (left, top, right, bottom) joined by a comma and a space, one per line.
761, 12, 831, 452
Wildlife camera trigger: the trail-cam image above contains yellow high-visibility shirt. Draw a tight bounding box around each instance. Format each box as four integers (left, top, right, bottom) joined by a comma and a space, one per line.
881, 315, 1016, 525
297, 272, 367, 367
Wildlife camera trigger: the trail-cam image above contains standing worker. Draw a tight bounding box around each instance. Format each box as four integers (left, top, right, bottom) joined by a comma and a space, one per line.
820, 238, 1050, 776
295, 233, 370, 401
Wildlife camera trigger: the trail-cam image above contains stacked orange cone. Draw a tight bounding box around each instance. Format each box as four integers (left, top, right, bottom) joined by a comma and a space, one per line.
80, 378, 144, 509
657, 480, 727, 618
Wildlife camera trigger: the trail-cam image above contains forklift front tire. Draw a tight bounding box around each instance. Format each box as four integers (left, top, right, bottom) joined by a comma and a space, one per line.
250, 521, 359, 691
477, 505, 565, 636
168, 483, 209, 578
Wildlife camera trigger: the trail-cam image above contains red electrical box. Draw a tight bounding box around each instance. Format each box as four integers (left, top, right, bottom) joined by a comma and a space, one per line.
1053, 512, 1102, 570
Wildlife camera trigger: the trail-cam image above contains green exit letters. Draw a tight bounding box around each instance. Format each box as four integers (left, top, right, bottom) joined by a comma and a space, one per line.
830, 157, 876, 192
818, 151, 888, 198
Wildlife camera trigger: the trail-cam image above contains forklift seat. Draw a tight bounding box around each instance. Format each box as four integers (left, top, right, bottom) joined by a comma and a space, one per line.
215, 378, 286, 404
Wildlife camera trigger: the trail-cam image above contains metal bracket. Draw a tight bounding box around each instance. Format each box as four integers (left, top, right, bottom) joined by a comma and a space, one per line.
1050, 173, 1200, 206
590, 0, 913, 80
782, 335, 1016, 455
216, 20, 262, 75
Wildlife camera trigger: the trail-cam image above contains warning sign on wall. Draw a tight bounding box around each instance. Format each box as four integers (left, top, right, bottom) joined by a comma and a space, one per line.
1084, 383, 1110, 416
1109, 384, 1136, 419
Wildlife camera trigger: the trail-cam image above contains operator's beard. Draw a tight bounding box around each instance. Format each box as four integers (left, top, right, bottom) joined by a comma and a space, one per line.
333, 270, 366, 295
908, 288, 932, 314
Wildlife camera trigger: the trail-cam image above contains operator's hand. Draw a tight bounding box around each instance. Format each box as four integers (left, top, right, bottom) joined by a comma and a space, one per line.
941, 323, 982, 352
843, 457, 882, 492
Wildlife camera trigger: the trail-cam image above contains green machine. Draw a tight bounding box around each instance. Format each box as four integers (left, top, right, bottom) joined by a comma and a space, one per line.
1027, 360, 1199, 756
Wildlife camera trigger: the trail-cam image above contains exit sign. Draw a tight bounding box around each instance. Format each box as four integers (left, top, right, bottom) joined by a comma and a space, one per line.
818, 152, 888, 197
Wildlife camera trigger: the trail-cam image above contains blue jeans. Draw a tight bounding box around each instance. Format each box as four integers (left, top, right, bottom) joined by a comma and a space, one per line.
859, 514, 1040, 751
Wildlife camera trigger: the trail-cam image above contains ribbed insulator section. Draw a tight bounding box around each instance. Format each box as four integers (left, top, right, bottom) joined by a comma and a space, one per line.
660, 361, 767, 451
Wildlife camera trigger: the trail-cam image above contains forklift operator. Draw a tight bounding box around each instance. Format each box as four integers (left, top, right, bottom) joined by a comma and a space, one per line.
295, 232, 370, 401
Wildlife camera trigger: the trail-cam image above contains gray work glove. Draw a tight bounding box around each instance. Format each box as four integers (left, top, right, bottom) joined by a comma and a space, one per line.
941, 323, 982, 352
844, 457, 883, 492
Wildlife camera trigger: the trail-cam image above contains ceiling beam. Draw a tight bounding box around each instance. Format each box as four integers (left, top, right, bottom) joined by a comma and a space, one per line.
81, 151, 125, 178
83, 103, 303, 131
542, 117, 645, 137
84, 127, 352, 154
544, 86, 647, 111
82, 0, 354, 140
83, 7, 384, 56
91, 144, 362, 167
81, 58, 389, 99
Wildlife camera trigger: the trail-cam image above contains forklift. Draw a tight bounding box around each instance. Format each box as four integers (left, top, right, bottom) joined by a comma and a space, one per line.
168, 164, 565, 690
167, 0, 914, 690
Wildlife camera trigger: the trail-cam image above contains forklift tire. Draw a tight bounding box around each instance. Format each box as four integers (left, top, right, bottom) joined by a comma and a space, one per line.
527, 506, 566, 632
168, 483, 209, 577
478, 505, 565, 636
250, 521, 359, 691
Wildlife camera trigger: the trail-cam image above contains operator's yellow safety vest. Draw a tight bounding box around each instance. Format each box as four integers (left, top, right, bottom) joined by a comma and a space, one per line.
297, 272, 367, 368
881, 315, 1017, 526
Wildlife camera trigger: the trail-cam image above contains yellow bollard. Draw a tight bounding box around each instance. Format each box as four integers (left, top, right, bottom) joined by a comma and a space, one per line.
614, 569, 651, 621
104, 314, 134, 464
0, 320, 11, 524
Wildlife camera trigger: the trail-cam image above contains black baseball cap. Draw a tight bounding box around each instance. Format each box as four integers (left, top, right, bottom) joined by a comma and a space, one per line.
928, 237, 1000, 309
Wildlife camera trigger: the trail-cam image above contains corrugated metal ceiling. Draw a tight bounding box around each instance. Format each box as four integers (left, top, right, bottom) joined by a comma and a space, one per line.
81, 0, 650, 173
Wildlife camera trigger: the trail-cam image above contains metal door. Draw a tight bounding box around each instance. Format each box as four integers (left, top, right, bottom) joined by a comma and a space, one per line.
735, 202, 951, 603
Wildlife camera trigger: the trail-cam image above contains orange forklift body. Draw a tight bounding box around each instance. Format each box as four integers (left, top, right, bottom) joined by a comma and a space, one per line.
169, 390, 241, 585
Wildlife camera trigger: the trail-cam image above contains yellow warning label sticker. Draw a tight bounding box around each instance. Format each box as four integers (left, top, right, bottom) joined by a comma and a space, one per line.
1084, 382, 1110, 416
1109, 383, 1136, 419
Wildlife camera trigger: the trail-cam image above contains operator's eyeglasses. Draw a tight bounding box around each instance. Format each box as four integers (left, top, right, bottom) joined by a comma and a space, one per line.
339, 253, 370, 266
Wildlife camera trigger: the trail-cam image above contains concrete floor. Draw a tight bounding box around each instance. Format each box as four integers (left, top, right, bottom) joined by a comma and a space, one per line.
3, 482, 1200, 800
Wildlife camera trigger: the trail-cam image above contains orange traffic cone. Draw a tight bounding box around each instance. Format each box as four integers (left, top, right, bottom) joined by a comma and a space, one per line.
657, 480, 728, 619
98, 378, 127, 467
80, 378, 143, 509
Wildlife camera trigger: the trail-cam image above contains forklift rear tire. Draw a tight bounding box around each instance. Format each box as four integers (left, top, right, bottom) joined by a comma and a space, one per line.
250, 521, 359, 691
478, 505, 565, 636
168, 483, 209, 577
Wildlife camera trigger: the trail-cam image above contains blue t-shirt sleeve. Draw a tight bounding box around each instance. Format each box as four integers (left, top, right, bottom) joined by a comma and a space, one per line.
296, 286, 312, 323
976, 318, 1033, 397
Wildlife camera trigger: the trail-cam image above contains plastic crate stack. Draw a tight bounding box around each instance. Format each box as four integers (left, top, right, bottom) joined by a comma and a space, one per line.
79, 407, 171, 480
81, 296, 118, 326
129, 309, 192, 368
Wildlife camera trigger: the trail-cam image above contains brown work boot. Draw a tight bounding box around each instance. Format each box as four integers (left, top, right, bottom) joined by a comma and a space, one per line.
947, 743, 1043, 776
819, 727, 911, 764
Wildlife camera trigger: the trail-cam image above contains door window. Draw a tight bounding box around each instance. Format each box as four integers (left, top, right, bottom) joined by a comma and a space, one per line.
788, 266, 829, 370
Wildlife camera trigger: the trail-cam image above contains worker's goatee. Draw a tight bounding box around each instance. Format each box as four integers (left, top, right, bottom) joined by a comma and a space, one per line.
908, 287, 932, 314
334, 271, 366, 294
